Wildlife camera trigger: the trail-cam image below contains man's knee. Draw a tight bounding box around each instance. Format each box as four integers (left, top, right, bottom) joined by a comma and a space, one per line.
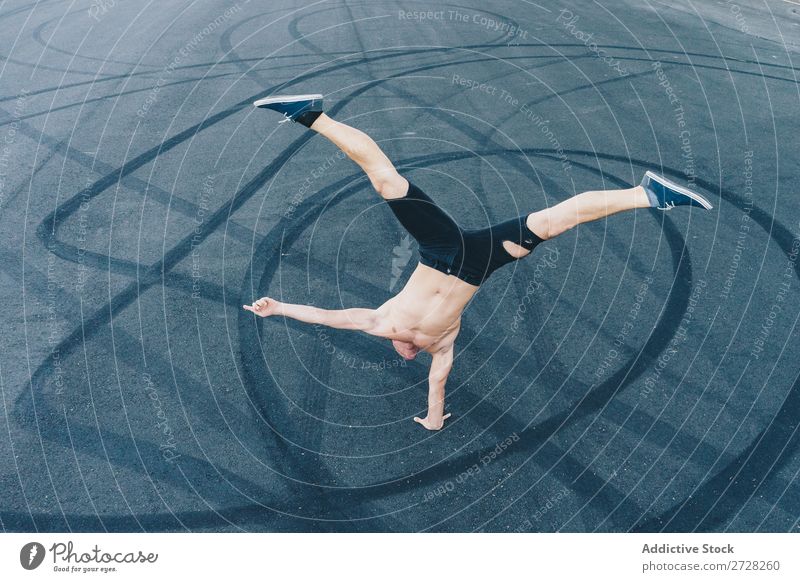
526, 209, 573, 240
526, 210, 555, 240
374, 173, 409, 200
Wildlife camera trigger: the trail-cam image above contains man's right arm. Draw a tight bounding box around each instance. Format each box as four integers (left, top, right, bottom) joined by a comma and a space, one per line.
414, 343, 454, 431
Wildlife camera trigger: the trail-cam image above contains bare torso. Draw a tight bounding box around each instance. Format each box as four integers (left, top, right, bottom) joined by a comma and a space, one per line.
375, 263, 479, 353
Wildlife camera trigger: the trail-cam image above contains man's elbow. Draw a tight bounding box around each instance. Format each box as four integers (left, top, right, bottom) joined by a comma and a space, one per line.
429, 367, 452, 385
360, 310, 381, 332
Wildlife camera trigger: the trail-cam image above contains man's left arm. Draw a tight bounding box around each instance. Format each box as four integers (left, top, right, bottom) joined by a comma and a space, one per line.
244, 297, 378, 330
414, 344, 454, 431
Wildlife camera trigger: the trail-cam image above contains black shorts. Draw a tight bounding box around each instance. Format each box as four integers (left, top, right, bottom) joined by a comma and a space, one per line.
386, 180, 545, 286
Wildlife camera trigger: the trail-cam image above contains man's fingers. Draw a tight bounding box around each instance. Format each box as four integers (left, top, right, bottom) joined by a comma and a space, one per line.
413, 417, 423, 424
243, 305, 253, 312
443, 413, 451, 420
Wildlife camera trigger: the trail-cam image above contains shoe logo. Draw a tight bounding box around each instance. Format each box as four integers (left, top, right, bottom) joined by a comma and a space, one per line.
20, 542, 46, 570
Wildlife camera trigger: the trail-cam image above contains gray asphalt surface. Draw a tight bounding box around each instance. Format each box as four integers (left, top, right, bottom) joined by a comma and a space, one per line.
1, 0, 799, 532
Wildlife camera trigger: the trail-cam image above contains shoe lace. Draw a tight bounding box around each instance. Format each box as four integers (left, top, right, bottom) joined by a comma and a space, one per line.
658, 201, 676, 211
278, 113, 292, 124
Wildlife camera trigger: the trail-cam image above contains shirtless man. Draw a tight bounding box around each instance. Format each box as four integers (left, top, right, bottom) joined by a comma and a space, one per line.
243, 94, 713, 430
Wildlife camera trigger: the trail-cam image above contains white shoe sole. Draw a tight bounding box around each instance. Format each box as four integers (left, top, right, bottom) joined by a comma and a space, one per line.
253, 93, 323, 108
645, 170, 713, 210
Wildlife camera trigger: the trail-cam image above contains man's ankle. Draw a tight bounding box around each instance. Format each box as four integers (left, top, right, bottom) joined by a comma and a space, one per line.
296, 110, 323, 129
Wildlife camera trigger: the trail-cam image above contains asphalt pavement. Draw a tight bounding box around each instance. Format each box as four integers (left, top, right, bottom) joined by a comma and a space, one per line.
1, 0, 799, 532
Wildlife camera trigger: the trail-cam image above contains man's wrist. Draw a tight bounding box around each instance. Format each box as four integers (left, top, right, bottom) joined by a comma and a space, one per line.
427, 400, 444, 418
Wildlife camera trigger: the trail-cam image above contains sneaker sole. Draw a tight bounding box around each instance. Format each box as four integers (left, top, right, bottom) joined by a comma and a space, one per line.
253, 93, 323, 108
645, 170, 714, 210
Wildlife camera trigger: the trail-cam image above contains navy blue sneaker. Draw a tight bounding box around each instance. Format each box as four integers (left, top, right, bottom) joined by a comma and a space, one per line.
641, 171, 713, 210
253, 94, 324, 127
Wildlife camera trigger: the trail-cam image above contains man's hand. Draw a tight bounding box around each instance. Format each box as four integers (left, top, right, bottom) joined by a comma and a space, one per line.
243, 297, 280, 317
413, 413, 451, 431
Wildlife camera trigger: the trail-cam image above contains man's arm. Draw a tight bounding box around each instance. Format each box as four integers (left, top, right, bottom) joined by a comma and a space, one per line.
244, 296, 381, 333
279, 302, 379, 331
414, 344, 454, 431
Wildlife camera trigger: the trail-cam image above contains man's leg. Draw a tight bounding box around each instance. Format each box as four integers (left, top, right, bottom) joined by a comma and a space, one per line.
307, 113, 409, 200
270, 105, 461, 253
525, 186, 651, 241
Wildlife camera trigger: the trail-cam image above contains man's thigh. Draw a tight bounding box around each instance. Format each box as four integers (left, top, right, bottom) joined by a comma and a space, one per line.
385, 181, 462, 250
